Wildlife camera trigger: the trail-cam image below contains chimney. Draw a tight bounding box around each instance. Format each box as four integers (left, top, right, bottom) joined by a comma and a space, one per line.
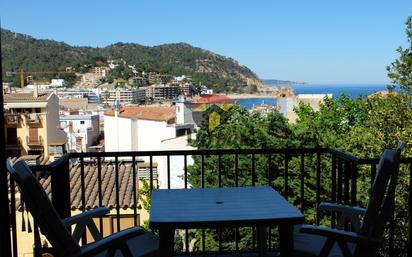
33, 85, 38, 98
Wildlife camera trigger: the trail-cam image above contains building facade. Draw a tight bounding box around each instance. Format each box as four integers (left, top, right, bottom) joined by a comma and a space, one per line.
60, 114, 100, 152
3, 90, 67, 159
101, 89, 145, 106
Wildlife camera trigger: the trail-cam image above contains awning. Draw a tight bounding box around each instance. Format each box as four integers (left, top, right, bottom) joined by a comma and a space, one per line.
4, 102, 48, 108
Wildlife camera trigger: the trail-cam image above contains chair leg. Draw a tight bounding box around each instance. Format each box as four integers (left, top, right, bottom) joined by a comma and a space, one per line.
318, 238, 335, 257
338, 241, 353, 257
119, 242, 134, 257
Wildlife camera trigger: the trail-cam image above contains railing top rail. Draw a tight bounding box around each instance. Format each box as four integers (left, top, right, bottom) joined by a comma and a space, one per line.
30, 153, 71, 172
68, 148, 329, 158
358, 157, 412, 165
326, 148, 360, 163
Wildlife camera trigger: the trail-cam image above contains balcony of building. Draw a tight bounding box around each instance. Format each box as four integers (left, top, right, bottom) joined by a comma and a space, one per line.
4, 113, 20, 126
24, 113, 41, 126
3, 148, 412, 257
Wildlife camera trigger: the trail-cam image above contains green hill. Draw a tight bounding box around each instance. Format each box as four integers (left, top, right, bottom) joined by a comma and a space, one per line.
1, 29, 265, 93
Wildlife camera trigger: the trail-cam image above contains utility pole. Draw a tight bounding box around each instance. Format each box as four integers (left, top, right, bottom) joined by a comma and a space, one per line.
0, 19, 13, 257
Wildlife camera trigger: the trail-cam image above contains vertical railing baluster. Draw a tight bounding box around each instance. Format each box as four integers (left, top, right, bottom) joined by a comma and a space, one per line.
268, 153, 272, 187
9, 176, 17, 257
235, 153, 239, 187
389, 199, 395, 257
408, 162, 412, 257
351, 162, 357, 206
149, 156, 153, 192
284, 153, 289, 199
218, 154, 223, 252
201, 154, 206, 255
80, 157, 86, 244
344, 161, 350, 206
316, 152, 321, 226
167, 155, 171, 189
33, 221, 42, 257
184, 154, 189, 255
331, 154, 337, 228
184, 155, 188, 189
114, 156, 120, 232
235, 152, 239, 252
252, 153, 256, 186
201, 155, 205, 188
132, 156, 137, 227
218, 154, 222, 188
252, 153, 257, 251
300, 153, 305, 212
268, 153, 272, 250
371, 163, 377, 186
97, 157, 103, 234
337, 158, 343, 204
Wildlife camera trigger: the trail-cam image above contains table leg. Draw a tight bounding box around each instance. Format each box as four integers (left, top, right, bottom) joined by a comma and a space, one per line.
159, 228, 174, 257
257, 226, 268, 257
279, 224, 294, 257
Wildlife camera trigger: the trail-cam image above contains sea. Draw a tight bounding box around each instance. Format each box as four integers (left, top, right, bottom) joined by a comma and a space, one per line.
235, 84, 394, 109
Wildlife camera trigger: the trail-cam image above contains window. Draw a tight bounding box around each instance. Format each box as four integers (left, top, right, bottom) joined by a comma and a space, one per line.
35, 108, 41, 113
6, 128, 17, 145
48, 145, 64, 156
80, 121, 85, 125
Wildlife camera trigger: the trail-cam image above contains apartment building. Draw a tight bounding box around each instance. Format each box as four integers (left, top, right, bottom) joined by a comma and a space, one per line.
148, 72, 173, 84
94, 66, 108, 77
58, 89, 100, 104
3, 89, 67, 159
142, 84, 180, 101
60, 114, 100, 152
128, 76, 148, 87
101, 89, 146, 105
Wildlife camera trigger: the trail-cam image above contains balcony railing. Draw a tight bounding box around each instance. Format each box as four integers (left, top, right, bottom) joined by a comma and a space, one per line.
26, 136, 43, 146
24, 113, 41, 125
4, 114, 20, 125
5, 148, 412, 257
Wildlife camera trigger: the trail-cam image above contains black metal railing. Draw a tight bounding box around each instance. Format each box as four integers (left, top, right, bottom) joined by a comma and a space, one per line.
5, 148, 412, 257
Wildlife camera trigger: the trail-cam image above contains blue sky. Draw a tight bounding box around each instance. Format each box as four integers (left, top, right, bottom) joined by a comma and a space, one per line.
1, 0, 411, 84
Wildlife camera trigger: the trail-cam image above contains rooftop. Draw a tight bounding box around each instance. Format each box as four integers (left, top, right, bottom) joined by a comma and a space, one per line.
4, 92, 51, 102
105, 106, 176, 122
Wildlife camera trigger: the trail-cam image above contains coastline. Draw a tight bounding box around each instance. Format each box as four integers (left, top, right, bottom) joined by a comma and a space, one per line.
224, 93, 277, 100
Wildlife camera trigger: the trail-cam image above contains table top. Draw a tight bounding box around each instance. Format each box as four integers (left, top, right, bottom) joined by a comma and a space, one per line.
150, 186, 304, 229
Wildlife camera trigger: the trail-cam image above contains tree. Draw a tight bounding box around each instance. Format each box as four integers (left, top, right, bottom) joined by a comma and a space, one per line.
387, 16, 412, 94
188, 106, 291, 251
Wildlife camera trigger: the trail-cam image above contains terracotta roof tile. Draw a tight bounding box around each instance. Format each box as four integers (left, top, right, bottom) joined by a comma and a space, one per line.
193, 94, 233, 104
105, 106, 176, 122
14, 161, 158, 211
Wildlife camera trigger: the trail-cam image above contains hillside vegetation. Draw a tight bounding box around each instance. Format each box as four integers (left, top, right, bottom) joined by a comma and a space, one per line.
1, 29, 265, 93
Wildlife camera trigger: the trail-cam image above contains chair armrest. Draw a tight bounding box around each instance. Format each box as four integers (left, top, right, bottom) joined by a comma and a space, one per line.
319, 202, 366, 215
299, 225, 381, 246
319, 202, 365, 231
68, 227, 146, 257
62, 207, 110, 227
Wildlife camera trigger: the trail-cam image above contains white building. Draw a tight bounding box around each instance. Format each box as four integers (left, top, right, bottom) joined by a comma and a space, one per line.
277, 94, 332, 123
60, 114, 100, 152
58, 89, 100, 104
51, 79, 65, 87
104, 105, 195, 187
101, 89, 145, 106
200, 85, 213, 95
104, 106, 177, 152
161, 134, 196, 189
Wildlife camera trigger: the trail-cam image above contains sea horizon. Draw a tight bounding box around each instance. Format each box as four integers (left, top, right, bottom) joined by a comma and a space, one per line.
236, 83, 396, 109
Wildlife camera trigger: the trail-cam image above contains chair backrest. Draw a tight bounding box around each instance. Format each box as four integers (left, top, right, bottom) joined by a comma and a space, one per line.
359, 142, 404, 240
6, 159, 79, 257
